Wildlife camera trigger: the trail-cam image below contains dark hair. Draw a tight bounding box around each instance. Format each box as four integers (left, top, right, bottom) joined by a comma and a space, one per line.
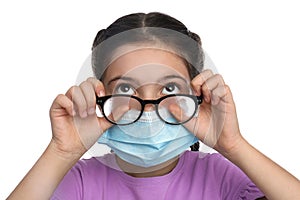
91, 12, 203, 151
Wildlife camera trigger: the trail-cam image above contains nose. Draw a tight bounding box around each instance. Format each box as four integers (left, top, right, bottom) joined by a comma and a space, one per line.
144, 104, 155, 111
138, 85, 157, 112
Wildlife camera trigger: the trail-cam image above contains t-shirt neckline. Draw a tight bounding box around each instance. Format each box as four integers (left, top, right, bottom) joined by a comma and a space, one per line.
116, 151, 187, 185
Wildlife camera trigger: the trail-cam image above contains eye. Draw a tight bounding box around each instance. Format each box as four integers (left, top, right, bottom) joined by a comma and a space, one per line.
162, 83, 181, 95
115, 83, 135, 95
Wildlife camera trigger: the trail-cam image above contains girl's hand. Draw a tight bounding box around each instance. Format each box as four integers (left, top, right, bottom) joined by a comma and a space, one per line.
49, 77, 112, 159
186, 70, 243, 155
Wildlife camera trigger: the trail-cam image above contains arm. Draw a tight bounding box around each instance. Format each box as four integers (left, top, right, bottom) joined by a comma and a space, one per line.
7, 78, 109, 200
227, 137, 300, 200
7, 141, 80, 200
189, 69, 300, 200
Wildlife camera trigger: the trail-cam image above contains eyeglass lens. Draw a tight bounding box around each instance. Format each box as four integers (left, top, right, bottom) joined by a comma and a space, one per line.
158, 96, 196, 124
103, 95, 197, 125
103, 96, 141, 124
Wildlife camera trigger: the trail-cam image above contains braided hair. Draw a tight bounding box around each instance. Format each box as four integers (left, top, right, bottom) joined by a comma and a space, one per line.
91, 12, 204, 151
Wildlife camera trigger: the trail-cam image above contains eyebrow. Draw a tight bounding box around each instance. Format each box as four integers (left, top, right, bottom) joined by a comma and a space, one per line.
107, 76, 140, 86
158, 74, 189, 84
107, 74, 189, 86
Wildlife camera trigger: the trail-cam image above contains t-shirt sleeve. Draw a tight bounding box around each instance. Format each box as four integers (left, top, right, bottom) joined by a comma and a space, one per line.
211, 153, 265, 200
50, 162, 84, 200
235, 180, 265, 200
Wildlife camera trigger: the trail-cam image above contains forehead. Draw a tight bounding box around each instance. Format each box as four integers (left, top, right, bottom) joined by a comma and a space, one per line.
103, 48, 190, 84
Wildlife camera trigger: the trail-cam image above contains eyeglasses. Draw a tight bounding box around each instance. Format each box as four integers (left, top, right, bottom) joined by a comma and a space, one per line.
96, 94, 202, 125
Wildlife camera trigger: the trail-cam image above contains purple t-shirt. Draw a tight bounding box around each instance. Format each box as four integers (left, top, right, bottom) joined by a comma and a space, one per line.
51, 151, 264, 200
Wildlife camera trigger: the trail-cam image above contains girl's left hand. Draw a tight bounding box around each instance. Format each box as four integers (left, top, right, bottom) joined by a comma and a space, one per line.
185, 69, 243, 155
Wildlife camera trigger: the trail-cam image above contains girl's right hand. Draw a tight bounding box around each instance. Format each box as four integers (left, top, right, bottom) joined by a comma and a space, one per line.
49, 77, 112, 159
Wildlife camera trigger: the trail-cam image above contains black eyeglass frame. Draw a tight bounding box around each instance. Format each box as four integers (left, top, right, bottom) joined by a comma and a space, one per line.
96, 94, 203, 125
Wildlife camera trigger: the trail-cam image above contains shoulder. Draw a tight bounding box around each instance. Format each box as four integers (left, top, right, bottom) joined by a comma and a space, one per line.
183, 150, 252, 184
181, 151, 241, 183
73, 156, 104, 172
73, 153, 118, 175
51, 154, 116, 199
182, 151, 264, 199
183, 150, 232, 170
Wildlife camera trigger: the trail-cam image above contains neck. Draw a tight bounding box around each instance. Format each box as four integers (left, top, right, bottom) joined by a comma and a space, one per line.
115, 155, 179, 178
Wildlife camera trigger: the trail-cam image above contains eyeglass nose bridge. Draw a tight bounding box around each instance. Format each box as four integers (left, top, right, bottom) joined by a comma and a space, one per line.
139, 99, 160, 112
141, 99, 160, 105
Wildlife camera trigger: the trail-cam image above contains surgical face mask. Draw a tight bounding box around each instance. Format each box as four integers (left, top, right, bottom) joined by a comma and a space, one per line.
98, 109, 198, 168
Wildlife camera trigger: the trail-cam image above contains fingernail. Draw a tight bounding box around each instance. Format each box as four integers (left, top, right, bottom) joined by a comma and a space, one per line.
205, 96, 209, 103
98, 90, 104, 97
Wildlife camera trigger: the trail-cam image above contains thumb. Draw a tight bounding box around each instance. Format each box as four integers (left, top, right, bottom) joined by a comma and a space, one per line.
169, 103, 185, 123
97, 116, 113, 135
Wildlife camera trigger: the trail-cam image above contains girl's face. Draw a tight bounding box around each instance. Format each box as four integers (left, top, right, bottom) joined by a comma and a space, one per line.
102, 48, 191, 105
100, 48, 193, 174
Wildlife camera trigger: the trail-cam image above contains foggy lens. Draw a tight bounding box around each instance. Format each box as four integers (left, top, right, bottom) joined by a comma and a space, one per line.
104, 96, 142, 125
158, 96, 196, 124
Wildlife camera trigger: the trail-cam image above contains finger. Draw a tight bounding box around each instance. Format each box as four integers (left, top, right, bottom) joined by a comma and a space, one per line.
86, 77, 105, 97
108, 105, 130, 123
97, 116, 114, 133
191, 69, 214, 95
86, 77, 105, 117
79, 81, 97, 115
201, 74, 225, 104
211, 85, 227, 105
65, 86, 88, 118
169, 104, 186, 123
219, 85, 235, 105
211, 85, 235, 113
96, 105, 129, 133
50, 94, 75, 117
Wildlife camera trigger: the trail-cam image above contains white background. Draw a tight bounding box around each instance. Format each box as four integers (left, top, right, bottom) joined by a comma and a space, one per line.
1, 0, 299, 198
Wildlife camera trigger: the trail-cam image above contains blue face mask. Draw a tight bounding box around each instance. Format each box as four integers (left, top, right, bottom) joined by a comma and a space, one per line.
97, 109, 198, 168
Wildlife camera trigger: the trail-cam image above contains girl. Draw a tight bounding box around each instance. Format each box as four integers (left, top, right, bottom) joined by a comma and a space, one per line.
8, 12, 300, 200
